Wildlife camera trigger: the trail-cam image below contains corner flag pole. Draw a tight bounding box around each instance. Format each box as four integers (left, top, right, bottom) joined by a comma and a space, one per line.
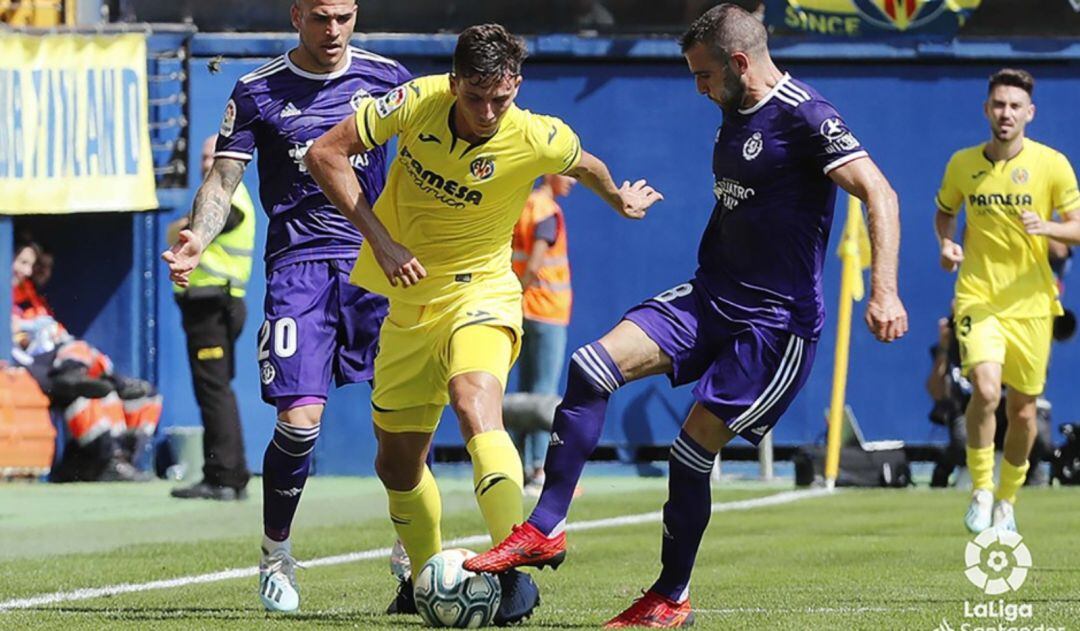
824, 195, 869, 490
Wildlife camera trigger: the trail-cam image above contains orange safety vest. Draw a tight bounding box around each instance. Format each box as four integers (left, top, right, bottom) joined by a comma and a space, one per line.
512, 191, 572, 326
13, 278, 55, 321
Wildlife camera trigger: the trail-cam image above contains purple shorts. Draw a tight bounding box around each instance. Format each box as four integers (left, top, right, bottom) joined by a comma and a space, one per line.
258, 259, 387, 404
623, 278, 816, 445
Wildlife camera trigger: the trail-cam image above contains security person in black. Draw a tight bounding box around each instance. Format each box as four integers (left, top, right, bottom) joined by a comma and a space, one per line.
169, 135, 256, 501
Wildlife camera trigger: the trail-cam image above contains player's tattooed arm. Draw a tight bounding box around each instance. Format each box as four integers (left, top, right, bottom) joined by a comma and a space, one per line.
830, 157, 909, 343
161, 157, 246, 287
567, 150, 663, 220
190, 157, 246, 246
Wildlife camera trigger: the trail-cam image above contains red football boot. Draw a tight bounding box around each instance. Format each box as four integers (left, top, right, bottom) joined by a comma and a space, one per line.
604, 591, 695, 628
462, 522, 566, 573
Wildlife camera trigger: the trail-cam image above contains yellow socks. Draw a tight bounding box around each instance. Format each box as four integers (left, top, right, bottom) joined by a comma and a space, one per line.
386, 465, 442, 569
966, 445, 1027, 504
966, 445, 995, 493
995, 458, 1030, 505
467, 430, 524, 545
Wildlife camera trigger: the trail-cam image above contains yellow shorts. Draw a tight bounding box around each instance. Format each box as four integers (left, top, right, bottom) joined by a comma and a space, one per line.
955, 311, 1053, 396
371, 290, 523, 434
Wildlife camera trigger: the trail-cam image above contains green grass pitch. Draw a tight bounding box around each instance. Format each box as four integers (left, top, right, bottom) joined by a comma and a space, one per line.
1, 474, 1078, 629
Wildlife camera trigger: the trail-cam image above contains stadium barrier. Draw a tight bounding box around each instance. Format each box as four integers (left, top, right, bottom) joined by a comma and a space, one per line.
0, 367, 55, 477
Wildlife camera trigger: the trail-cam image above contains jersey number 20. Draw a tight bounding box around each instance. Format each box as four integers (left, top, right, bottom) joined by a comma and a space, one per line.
258, 318, 298, 360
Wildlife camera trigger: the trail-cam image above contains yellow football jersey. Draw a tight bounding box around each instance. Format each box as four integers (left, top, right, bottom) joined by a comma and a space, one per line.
937, 139, 1080, 318
350, 74, 582, 305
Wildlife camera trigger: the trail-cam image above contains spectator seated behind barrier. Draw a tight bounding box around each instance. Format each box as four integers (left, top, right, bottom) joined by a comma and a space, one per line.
11, 241, 162, 482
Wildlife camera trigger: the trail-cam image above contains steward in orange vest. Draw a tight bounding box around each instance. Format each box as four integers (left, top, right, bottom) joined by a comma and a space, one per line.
512, 178, 573, 326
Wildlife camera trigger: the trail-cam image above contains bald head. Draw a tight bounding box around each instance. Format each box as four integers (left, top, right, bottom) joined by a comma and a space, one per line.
679, 3, 768, 62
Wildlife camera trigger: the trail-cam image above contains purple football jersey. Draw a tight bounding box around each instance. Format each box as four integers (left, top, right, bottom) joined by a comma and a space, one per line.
696, 74, 867, 339
215, 48, 411, 271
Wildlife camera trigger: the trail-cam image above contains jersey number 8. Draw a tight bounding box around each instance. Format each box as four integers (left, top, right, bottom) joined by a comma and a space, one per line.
654, 283, 693, 304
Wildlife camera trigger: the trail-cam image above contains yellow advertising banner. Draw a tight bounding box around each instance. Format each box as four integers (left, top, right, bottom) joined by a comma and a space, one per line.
767, 0, 982, 38
0, 33, 158, 214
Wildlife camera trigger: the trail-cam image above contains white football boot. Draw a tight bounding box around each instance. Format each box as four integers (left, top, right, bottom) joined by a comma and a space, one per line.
259, 544, 300, 612
964, 488, 993, 534
991, 499, 1017, 533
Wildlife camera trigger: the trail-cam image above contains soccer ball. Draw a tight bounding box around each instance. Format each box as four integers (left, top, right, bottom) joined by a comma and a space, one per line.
414, 548, 501, 628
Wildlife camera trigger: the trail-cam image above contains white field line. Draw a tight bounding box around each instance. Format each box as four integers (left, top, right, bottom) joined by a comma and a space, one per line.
696, 606, 922, 614
0, 487, 833, 612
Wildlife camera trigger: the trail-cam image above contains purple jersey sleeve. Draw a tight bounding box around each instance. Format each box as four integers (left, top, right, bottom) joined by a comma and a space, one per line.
796, 100, 868, 175
215, 82, 259, 161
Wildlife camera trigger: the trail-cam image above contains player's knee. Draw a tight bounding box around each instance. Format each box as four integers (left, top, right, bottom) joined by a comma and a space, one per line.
1007, 396, 1038, 427
969, 376, 1001, 410
568, 342, 624, 397
374, 429, 430, 491
375, 451, 423, 491
449, 375, 502, 435
276, 401, 324, 427
373, 455, 395, 487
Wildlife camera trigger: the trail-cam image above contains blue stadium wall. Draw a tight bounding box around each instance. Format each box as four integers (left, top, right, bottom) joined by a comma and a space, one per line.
44, 34, 1080, 476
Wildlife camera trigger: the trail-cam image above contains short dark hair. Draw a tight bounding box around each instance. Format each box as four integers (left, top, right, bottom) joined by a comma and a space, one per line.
679, 3, 767, 59
988, 68, 1034, 97
452, 24, 527, 85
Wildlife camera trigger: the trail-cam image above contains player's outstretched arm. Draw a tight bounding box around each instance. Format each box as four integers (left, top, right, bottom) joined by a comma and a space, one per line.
567, 150, 663, 220
161, 157, 245, 287
305, 117, 426, 287
829, 157, 908, 343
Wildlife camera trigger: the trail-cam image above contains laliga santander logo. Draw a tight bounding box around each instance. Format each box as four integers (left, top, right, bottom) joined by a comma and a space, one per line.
964, 529, 1032, 595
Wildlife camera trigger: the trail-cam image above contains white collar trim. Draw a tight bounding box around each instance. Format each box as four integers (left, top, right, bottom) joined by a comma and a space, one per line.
285, 47, 352, 80
738, 72, 792, 115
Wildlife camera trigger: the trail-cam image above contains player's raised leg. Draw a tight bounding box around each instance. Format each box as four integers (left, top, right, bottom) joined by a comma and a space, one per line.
464, 318, 671, 574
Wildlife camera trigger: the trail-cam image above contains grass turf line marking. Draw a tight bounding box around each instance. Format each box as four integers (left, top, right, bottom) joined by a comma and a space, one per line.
0, 487, 832, 612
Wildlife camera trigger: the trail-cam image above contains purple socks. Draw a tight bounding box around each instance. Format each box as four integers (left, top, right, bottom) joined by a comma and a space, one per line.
651, 430, 716, 602
528, 342, 624, 535
262, 419, 320, 541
